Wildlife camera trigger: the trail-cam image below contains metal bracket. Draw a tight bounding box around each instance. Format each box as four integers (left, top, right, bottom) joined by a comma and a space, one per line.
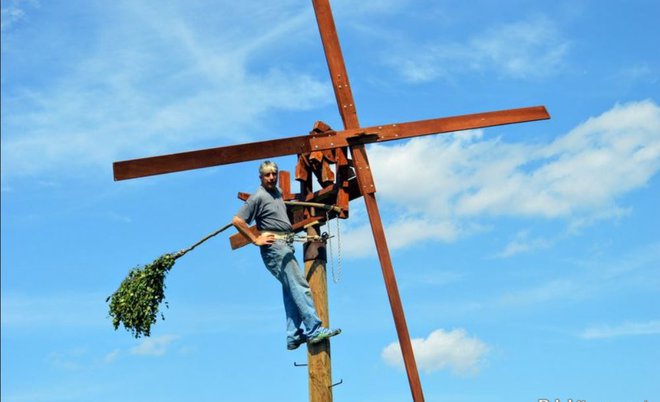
349, 145, 376, 194
293, 361, 308, 367
329, 379, 343, 389
345, 131, 379, 144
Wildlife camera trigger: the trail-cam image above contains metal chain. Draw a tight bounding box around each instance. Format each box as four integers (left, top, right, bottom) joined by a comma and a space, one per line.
326, 211, 342, 284
335, 213, 342, 283
325, 211, 335, 282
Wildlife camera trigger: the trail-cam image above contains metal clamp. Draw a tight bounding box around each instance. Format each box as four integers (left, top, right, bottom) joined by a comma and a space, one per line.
293, 233, 334, 243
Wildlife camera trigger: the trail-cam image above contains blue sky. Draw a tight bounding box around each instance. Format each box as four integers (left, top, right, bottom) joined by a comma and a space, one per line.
2, 0, 659, 401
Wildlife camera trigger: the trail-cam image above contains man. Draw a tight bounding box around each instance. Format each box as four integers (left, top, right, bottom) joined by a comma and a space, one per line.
232, 160, 341, 350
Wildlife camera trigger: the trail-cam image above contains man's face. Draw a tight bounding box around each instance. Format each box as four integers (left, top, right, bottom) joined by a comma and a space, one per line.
260, 169, 278, 191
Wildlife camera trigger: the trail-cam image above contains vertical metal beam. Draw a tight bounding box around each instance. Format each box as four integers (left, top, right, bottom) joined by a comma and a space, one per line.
362, 193, 425, 401
351, 146, 425, 402
311, 0, 359, 129
311, 1, 425, 400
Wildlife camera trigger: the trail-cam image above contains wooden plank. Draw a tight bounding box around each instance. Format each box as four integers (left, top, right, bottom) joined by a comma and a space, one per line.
113, 134, 315, 181
302, 182, 338, 203
229, 225, 260, 250
279, 170, 292, 200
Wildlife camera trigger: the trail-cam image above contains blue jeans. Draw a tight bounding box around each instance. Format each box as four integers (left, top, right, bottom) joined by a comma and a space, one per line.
260, 240, 322, 344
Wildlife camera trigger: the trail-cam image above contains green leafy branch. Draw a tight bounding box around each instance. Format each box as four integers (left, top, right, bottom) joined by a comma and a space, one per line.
107, 223, 232, 338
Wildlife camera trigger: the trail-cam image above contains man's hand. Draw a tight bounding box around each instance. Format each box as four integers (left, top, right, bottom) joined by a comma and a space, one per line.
253, 233, 276, 246
232, 215, 276, 247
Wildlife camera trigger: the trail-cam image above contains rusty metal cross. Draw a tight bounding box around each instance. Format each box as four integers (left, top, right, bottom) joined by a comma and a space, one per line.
113, 1, 550, 401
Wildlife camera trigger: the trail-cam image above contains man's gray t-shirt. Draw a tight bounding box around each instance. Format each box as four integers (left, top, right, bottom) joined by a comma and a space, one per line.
236, 186, 292, 232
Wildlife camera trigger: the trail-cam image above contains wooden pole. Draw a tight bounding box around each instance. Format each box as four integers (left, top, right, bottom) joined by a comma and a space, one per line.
304, 224, 333, 402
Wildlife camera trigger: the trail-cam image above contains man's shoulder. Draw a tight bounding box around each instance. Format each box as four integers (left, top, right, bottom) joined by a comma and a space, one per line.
247, 186, 273, 204
251, 186, 268, 199
252, 186, 281, 200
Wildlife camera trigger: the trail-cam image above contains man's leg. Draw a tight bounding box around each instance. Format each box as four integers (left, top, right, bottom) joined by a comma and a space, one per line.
280, 246, 322, 337
262, 242, 321, 345
281, 248, 342, 344
282, 286, 306, 348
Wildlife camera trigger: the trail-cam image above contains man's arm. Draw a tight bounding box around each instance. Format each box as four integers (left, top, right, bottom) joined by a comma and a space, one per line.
232, 215, 275, 246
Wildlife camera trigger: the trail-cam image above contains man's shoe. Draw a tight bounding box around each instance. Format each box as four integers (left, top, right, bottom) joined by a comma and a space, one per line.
287, 337, 307, 350
286, 340, 305, 350
307, 327, 341, 345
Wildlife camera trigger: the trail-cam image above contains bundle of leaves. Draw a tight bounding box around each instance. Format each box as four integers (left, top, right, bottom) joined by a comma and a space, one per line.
107, 222, 232, 338
107, 252, 179, 338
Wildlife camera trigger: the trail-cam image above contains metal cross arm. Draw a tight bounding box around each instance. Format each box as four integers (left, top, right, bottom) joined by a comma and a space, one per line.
112, 106, 549, 181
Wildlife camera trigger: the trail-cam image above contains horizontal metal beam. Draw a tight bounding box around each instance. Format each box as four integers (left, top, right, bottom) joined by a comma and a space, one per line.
113, 106, 549, 181
316, 105, 550, 149
113, 135, 314, 181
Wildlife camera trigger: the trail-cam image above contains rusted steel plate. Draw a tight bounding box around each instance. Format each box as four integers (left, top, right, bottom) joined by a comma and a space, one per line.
349, 145, 376, 195
309, 106, 550, 150
279, 170, 292, 199
113, 134, 315, 181
362, 193, 425, 402
374, 105, 550, 141
312, 0, 359, 129
113, 106, 548, 181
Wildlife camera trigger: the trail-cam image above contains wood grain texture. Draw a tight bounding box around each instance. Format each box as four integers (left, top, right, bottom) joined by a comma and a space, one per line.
304, 225, 333, 402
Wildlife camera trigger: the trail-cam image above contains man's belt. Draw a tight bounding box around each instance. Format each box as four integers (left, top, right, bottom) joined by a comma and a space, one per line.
262, 231, 294, 242
262, 231, 333, 243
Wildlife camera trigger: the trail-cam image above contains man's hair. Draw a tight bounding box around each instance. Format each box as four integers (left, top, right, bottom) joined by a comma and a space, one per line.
259, 160, 278, 176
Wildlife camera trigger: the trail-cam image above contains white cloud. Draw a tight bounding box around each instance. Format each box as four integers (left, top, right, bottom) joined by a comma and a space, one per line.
471, 16, 569, 79
130, 334, 179, 356
335, 100, 660, 259
334, 0, 411, 16
386, 16, 569, 82
338, 216, 461, 258
399, 270, 464, 289
107, 211, 133, 223
580, 320, 660, 339
103, 348, 121, 363
1, 1, 332, 180
0, 0, 38, 32
615, 63, 659, 86
342, 100, 660, 255
488, 242, 660, 311
382, 328, 489, 375
48, 347, 88, 370
493, 230, 554, 258
2, 387, 83, 402
1, 292, 108, 330
497, 279, 581, 306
